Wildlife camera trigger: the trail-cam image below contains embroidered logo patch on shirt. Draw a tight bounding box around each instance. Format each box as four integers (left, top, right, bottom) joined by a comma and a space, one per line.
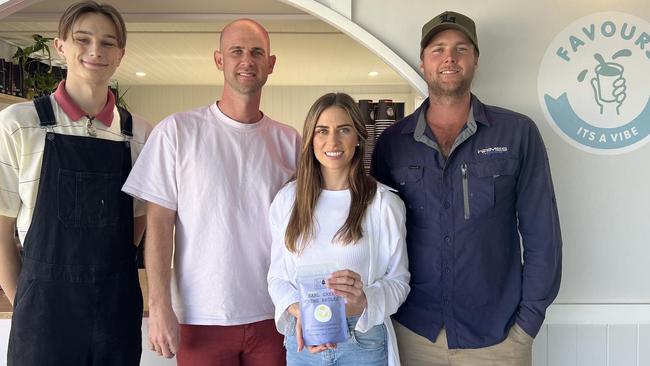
477, 146, 509, 155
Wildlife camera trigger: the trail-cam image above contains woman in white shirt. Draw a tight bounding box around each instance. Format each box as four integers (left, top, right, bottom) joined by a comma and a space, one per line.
268, 92, 410, 366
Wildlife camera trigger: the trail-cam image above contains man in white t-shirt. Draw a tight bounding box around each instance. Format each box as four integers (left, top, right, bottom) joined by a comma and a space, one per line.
122, 18, 300, 366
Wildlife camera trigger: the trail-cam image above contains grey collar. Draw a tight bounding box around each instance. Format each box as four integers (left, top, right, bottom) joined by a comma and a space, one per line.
413, 104, 477, 155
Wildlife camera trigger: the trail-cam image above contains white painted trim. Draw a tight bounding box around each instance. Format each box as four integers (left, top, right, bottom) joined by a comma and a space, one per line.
0, 0, 43, 19
554, 300, 650, 304
546, 304, 650, 324
5, 12, 315, 22
278, 0, 427, 96
636, 324, 641, 366
606, 325, 610, 364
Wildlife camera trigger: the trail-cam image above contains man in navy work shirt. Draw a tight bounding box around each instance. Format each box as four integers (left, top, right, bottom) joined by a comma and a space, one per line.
371, 11, 562, 366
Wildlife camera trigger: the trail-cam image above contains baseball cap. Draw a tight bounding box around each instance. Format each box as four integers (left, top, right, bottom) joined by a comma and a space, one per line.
421, 11, 479, 54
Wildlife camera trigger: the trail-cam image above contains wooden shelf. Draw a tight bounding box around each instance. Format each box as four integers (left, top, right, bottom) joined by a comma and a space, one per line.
0, 93, 27, 105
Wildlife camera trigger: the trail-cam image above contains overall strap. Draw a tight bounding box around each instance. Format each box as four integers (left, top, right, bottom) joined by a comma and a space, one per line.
33, 96, 57, 127
117, 106, 133, 137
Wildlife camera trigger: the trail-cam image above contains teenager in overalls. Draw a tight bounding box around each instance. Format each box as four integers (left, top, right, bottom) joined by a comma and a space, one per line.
0, 2, 150, 365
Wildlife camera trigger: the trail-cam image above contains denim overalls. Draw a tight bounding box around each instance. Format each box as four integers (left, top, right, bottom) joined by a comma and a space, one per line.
8, 96, 143, 366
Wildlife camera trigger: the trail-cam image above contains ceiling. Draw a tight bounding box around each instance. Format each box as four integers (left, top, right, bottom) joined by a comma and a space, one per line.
0, 0, 408, 87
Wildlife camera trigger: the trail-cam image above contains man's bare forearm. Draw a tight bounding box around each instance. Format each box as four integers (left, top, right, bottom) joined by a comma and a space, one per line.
145, 203, 176, 309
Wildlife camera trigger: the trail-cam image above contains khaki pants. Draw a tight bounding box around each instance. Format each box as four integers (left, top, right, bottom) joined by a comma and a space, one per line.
393, 320, 532, 366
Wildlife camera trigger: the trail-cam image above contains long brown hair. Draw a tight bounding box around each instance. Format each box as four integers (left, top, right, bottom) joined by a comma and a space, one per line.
285, 93, 377, 254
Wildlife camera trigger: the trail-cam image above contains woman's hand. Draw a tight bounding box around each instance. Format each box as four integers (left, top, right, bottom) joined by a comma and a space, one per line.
326, 269, 367, 310
288, 302, 337, 353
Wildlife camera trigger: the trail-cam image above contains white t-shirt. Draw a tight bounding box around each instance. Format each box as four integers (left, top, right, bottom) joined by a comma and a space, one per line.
0, 96, 151, 244
290, 189, 370, 282
122, 103, 301, 325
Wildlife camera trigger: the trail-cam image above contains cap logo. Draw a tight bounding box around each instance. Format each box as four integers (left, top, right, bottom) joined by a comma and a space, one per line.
440, 14, 457, 24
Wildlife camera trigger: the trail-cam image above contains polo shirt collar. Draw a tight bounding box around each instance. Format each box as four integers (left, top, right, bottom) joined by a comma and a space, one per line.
53, 80, 115, 126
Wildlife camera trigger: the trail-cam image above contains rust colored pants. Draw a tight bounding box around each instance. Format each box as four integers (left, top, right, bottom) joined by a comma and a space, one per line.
177, 319, 285, 366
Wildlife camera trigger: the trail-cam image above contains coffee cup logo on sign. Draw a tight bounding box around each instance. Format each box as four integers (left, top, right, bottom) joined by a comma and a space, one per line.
585, 52, 628, 114
538, 12, 650, 154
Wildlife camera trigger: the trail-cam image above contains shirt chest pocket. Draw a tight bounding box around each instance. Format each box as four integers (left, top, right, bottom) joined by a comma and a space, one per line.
58, 169, 122, 228
391, 165, 427, 227
462, 158, 518, 220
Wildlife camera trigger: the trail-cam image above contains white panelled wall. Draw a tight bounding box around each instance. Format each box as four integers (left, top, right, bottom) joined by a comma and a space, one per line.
534, 324, 650, 366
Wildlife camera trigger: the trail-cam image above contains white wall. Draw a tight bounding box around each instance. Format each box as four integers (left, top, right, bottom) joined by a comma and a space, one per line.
123, 84, 417, 132
534, 324, 650, 366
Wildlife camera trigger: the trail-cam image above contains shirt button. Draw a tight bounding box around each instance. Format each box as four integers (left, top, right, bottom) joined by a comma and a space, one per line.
444, 236, 451, 243
443, 200, 451, 209
444, 298, 450, 305
445, 267, 451, 273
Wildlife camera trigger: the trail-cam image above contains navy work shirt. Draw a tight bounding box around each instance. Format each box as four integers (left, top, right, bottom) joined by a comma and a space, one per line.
371, 95, 562, 349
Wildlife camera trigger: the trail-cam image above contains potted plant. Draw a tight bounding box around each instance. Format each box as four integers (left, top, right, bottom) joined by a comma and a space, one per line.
12, 34, 64, 99
110, 80, 130, 110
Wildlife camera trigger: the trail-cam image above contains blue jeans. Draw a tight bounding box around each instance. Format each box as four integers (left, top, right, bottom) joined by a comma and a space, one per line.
284, 316, 388, 366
